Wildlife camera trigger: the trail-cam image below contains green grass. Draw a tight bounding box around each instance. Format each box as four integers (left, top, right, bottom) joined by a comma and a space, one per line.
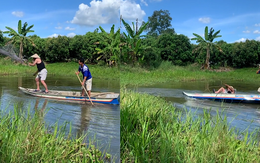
120, 61, 260, 87
0, 57, 119, 79
0, 106, 112, 162
120, 89, 260, 162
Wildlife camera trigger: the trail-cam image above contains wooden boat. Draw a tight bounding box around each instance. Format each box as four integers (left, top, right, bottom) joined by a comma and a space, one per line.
19, 87, 120, 105
183, 91, 260, 104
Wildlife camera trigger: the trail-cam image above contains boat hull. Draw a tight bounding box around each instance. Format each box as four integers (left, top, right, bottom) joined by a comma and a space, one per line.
183, 92, 260, 104
19, 87, 120, 105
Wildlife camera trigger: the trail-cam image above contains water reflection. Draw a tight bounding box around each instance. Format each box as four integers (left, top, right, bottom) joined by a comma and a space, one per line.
77, 104, 91, 137
0, 75, 120, 161
34, 98, 48, 119
131, 80, 260, 135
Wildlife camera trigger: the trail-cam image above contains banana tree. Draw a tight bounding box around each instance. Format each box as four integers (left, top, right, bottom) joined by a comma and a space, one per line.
191, 26, 222, 69
95, 25, 120, 66
4, 20, 35, 59
121, 19, 148, 65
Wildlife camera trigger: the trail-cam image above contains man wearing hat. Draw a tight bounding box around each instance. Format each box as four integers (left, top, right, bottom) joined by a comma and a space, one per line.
29, 54, 48, 93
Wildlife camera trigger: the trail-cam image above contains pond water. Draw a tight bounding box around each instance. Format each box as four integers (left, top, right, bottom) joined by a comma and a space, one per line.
132, 80, 260, 134
0, 75, 120, 162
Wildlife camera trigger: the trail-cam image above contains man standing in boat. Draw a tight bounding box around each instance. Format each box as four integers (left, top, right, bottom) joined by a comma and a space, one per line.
75, 58, 92, 97
28, 54, 48, 93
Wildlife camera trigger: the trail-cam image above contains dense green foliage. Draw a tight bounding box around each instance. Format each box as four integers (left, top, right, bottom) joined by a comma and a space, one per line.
121, 19, 148, 65
121, 10, 260, 69
121, 90, 260, 162
1, 11, 260, 69
96, 25, 120, 66
145, 9, 175, 36
0, 30, 4, 47
2, 21, 120, 66
0, 107, 111, 162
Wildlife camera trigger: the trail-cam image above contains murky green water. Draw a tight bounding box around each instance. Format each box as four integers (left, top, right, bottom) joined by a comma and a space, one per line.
0, 75, 120, 161
132, 80, 260, 134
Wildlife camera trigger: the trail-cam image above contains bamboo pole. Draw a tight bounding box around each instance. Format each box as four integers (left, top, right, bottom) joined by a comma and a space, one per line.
76, 73, 94, 105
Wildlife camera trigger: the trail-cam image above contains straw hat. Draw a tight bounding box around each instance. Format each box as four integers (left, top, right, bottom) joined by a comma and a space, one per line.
31, 54, 40, 59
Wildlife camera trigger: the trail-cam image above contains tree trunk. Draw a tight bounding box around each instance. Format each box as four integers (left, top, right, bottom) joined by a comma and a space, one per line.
0, 48, 25, 63
205, 46, 210, 69
19, 41, 23, 59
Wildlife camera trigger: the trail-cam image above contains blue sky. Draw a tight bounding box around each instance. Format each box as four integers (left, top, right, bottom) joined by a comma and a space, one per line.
1, 0, 260, 43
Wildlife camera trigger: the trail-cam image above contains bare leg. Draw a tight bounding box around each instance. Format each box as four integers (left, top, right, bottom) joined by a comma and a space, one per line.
215, 87, 225, 94
81, 89, 85, 96
35, 78, 40, 91
40, 80, 48, 92
87, 90, 91, 97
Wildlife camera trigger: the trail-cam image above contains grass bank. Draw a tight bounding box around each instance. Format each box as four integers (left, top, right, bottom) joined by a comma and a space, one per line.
120, 61, 260, 87
0, 106, 112, 162
120, 89, 260, 162
0, 57, 119, 80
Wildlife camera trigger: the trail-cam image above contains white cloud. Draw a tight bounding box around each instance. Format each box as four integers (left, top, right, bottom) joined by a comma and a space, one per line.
55, 26, 62, 30
235, 38, 247, 42
48, 33, 60, 38
256, 36, 260, 41
12, 11, 24, 17
71, 0, 120, 26
243, 30, 250, 33
255, 23, 260, 26
120, 0, 146, 21
141, 0, 148, 6
198, 17, 211, 23
67, 33, 76, 37
65, 27, 76, 30
253, 30, 260, 34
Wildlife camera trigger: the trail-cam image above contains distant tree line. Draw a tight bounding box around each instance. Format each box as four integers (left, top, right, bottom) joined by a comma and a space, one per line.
0, 23, 120, 66
120, 9, 260, 69
1, 10, 260, 69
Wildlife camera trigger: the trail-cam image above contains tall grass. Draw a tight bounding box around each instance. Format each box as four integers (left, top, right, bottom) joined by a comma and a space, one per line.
0, 106, 112, 162
120, 61, 260, 87
0, 57, 119, 79
120, 89, 260, 162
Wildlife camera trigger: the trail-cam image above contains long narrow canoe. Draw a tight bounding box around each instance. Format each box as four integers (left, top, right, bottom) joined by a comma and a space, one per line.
19, 87, 120, 105
183, 91, 260, 103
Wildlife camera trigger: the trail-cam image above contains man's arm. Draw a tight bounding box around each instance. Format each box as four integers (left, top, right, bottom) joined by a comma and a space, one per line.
225, 84, 235, 92
224, 84, 230, 87
75, 71, 80, 75
82, 76, 87, 85
29, 59, 38, 66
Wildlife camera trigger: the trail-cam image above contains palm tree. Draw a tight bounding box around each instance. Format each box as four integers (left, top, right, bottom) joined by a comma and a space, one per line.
121, 19, 148, 65
4, 20, 35, 59
191, 26, 223, 69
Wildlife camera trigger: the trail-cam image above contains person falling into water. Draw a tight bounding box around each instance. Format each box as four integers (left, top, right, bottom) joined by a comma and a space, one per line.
28, 54, 48, 93
75, 58, 92, 97
214, 84, 235, 94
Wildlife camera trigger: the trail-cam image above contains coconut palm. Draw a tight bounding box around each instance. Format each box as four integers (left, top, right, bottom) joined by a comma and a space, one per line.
4, 20, 35, 59
191, 26, 223, 69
